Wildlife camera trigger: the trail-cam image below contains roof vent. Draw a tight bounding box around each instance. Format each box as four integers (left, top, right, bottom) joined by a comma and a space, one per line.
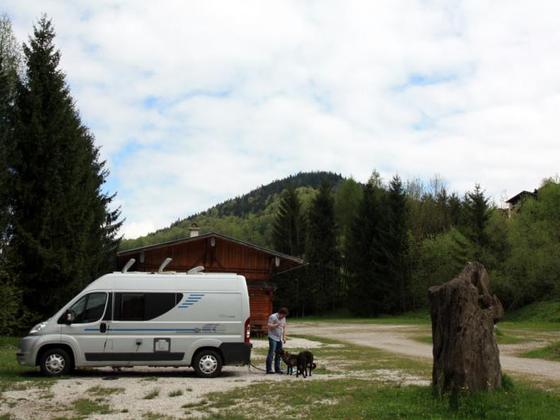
122, 258, 136, 273
158, 257, 173, 273
187, 265, 205, 274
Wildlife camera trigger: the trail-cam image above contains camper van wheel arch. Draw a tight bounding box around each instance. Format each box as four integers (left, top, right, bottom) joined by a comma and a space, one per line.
37, 345, 75, 377
192, 348, 223, 378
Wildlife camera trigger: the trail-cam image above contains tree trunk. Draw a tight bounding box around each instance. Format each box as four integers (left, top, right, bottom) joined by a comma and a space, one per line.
429, 262, 504, 395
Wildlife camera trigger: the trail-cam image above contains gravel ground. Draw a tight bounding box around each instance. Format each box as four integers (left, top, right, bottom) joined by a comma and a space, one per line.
3, 337, 419, 419
290, 322, 560, 382
7, 323, 552, 419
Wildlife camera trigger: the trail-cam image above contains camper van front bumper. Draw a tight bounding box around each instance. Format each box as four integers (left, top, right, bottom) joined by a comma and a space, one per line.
219, 342, 252, 365
17, 336, 40, 366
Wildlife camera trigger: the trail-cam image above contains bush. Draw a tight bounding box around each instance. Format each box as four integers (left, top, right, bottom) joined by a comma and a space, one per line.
0, 276, 22, 336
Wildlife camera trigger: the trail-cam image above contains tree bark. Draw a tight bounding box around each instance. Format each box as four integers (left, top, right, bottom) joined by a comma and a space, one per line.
429, 262, 504, 395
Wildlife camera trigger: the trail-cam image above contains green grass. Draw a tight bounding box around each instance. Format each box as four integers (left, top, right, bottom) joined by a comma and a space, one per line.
412, 335, 433, 345
413, 329, 525, 346
0, 337, 55, 394
197, 378, 560, 419
294, 301, 560, 329
168, 389, 183, 397
142, 412, 173, 419
86, 385, 125, 396
295, 309, 430, 325
494, 327, 525, 344
72, 398, 113, 416
506, 301, 560, 324
522, 342, 560, 362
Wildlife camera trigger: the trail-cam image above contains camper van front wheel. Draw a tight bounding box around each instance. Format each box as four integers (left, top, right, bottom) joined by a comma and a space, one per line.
193, 350, 222, 378
39, 348, 72, 377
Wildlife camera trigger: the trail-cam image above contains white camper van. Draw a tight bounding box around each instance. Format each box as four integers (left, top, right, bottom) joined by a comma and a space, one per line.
17, 269, 252, 378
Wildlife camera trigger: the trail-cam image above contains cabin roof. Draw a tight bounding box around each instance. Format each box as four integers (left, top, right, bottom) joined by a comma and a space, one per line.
117, 231, 304, 265
505, 190, 537, 205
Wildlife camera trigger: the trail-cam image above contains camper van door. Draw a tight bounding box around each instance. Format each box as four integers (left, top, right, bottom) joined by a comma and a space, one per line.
59, 291, 109, 360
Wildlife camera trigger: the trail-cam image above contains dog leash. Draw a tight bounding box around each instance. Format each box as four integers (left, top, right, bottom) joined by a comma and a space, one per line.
248, 361, 268, 373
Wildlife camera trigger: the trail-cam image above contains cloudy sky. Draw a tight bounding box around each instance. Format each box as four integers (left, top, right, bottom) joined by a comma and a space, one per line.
3, 1, 559, 238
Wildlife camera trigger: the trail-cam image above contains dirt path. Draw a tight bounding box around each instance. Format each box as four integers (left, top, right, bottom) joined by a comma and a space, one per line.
290, 322, 560, 383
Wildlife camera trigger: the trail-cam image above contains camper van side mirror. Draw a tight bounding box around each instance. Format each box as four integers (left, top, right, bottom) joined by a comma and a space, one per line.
64, 310, 75, 324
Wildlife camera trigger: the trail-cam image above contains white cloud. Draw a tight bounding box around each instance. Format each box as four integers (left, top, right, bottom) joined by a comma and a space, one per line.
3, 0, 560, 238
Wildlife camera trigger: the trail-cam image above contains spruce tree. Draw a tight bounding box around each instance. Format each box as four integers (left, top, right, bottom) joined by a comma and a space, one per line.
272, 187, 304, 256
8, 17, 121, 320
271, 186, 305, 315
305, 183, 340, 313
346, 183, 385, 316
385, 175, 410, 313
463, 184, 490, 260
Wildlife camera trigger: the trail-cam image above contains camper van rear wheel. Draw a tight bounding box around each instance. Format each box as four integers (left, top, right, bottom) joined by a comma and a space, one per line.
39, 348, 72, 377
193, 350, 222, 378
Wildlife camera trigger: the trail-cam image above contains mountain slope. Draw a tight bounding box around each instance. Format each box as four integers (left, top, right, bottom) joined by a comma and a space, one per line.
120, 171, 344, 251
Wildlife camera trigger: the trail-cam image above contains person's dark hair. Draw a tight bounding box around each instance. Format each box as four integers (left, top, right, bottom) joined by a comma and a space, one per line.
278, 307, 289, 316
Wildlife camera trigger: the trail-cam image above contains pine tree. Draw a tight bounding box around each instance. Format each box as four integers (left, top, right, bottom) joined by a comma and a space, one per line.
0, 14, 21, 254
385, 175, 410, 313
463, 184, 490, 260
305, 183, 340, 313
346, 183, 385, 316
272, 187, 304, 256
8, 17, 122, 320
334, 177, 363, 250
271, 187, 305, 315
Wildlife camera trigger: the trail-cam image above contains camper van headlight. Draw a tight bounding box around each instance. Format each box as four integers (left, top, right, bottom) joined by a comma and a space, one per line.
29, 322, 47, 335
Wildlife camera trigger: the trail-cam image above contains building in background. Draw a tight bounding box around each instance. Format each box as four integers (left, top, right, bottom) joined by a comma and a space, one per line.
117, 226, 304, 334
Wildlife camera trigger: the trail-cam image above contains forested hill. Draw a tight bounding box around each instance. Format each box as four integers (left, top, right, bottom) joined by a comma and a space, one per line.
198, 171, 343, 217
120, 171, 344, 251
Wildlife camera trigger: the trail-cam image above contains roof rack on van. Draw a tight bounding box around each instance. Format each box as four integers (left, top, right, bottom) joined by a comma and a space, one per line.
187, 265, 205, 274
122, 258, 136, 273
158, 257, 172, 273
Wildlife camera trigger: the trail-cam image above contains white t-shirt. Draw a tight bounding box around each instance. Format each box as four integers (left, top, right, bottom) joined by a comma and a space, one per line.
268, 313, 286, 341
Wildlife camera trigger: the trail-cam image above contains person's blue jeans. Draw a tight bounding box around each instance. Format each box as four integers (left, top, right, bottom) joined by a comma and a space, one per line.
266, 337, 283, 372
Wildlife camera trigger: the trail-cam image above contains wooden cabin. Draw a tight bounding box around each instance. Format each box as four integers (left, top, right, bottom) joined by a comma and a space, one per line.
505, 189, 538, 218
116, 228, 304, 334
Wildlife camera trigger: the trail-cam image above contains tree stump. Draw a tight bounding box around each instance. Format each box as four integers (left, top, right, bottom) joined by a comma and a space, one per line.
429, 262, 504, 395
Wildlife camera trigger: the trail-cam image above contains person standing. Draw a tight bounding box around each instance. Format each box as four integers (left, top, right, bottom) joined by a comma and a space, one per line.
266, 307, 288, 374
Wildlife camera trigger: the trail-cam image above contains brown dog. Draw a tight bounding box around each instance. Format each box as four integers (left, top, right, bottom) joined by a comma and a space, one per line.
296, 350, 316, 378
277, 349, 317, 378
276, 349, 298, 375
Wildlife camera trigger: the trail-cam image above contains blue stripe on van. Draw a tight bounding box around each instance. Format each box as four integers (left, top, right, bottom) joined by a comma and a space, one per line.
177, 293, 205, 310
84, 328, 199, 332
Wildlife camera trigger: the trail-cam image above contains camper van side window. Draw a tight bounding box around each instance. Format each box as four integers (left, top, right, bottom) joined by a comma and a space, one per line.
59, 292, 107, 324
114, 293, 181, 321
114, 293, 144, 321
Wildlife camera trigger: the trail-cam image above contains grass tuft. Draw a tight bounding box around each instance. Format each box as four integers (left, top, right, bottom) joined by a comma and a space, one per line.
502, 374, 515, 391
168, 389, 183, 397
72, 398, 112, 415
143, 388, 160, 400
86, 385, 124, 396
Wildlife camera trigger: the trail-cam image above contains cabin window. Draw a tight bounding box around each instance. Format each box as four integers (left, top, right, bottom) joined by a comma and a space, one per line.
61, 292, 107, 324
113, 292, 183, 321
